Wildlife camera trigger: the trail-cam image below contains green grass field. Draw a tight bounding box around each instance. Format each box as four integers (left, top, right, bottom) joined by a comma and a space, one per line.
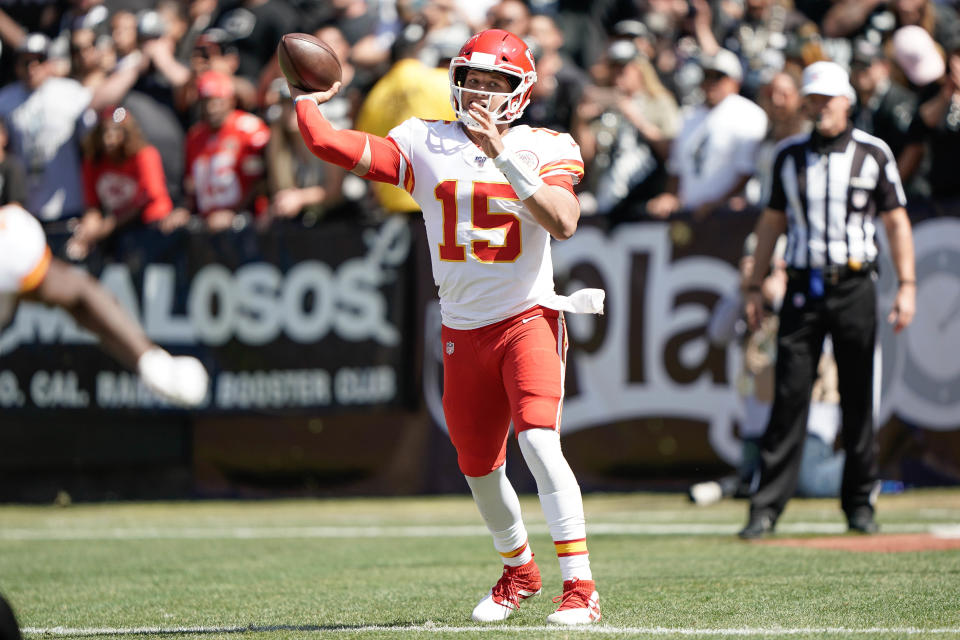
1, 490, 958, 640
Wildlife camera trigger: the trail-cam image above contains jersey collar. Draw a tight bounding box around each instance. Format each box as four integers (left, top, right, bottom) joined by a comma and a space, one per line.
809, 123, 853, 155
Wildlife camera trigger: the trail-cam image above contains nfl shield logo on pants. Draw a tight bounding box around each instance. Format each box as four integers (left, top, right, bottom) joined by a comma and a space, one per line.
446, 341, 455, 355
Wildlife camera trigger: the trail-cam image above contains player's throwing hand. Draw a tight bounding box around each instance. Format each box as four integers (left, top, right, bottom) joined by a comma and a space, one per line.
289, 81, 341, 106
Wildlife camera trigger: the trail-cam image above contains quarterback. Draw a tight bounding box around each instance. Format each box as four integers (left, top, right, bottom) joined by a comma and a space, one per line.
293, 29, 603, 625
0, 203, 208, 407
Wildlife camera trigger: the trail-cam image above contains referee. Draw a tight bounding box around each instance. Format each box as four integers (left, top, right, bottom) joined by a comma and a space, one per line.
738, 61, 916, 539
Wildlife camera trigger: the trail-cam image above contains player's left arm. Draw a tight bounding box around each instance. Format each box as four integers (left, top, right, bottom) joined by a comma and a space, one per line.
518, 175, 580, 241
468, 105, 579, 240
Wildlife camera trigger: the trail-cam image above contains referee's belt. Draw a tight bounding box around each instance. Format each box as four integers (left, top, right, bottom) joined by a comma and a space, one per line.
786, 262, 876, 286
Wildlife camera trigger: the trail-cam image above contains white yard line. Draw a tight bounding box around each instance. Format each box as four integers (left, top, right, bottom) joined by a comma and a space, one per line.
929, 524, 960, 538
20, 624, 960, 637
0, 521, 947, 541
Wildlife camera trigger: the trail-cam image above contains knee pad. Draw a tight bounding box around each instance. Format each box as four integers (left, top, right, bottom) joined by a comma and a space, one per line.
518, 428, 577, 495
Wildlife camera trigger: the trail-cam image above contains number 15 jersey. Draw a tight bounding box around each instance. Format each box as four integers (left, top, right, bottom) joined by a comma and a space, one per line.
387, 118, 584, 329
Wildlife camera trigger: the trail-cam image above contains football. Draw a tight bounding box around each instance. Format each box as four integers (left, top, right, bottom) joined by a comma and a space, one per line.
277, 33, 342, 92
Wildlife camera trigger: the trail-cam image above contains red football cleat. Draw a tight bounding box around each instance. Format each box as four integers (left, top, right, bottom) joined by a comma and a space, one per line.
546, 578, 601, 625
471, 559, 542, 622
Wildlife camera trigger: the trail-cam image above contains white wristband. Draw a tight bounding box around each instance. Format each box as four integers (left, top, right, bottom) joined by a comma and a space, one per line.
294, 95, 318, 106
493, 149, 543, 201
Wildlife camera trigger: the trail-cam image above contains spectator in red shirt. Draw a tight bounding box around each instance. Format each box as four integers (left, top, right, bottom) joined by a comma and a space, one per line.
67, 106, 175, 260
184, 70, 270, 232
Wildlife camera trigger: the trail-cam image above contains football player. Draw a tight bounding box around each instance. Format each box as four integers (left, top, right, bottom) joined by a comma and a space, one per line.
0, 203, 208, 407
292, 29, 602, 625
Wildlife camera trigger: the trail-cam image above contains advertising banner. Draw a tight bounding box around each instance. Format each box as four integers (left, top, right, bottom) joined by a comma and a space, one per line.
421, 210, 960, 487
0, 217, 416, 415
1, 208, 957, 499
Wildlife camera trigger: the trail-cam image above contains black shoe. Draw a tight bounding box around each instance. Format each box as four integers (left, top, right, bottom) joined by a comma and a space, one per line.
738, 513, 775, 539
848, 508, 879, 534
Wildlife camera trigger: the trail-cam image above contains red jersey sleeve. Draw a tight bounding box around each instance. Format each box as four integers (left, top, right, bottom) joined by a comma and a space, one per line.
135, 146, 173, 222
295, 98, 404, 184
82, 160, 100, 210
184, 125, 202, 182
246, 116, 270, 151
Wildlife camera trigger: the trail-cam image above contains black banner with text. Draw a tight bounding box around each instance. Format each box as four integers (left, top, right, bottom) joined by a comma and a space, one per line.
0, 217, 416, 414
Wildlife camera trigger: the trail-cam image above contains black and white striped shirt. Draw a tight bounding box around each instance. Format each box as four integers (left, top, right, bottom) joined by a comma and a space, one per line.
767, 126, 907, 269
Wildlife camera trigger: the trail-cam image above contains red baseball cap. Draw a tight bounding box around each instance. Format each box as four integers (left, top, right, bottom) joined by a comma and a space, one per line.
196, 70, 234, 99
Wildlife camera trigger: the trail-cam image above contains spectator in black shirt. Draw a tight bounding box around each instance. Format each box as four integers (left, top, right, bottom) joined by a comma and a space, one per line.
823, 0, 960, 53
574, 39, 680, 219
851, 38, 917, 159
517, 14, 590, 134
898, 36, 960, 204
210, 0, 299, 85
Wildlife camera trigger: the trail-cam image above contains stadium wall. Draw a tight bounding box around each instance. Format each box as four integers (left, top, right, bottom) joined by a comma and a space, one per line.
0, 206, 957, 501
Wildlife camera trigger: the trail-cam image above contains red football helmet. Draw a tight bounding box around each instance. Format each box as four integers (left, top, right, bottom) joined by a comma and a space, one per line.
449, 29, 537, 125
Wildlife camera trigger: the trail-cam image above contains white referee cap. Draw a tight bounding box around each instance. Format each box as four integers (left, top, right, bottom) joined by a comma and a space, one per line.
700, 48, 743, 82
800, 61, 856, 103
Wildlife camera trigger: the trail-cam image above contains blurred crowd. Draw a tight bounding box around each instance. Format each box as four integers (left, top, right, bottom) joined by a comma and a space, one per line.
0, 0, 959, 258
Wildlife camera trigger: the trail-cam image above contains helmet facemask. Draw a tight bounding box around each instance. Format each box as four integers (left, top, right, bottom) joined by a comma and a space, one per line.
449, 55, 536, 127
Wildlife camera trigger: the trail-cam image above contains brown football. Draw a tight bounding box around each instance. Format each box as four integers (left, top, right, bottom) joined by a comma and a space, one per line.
277, 33, 342, 92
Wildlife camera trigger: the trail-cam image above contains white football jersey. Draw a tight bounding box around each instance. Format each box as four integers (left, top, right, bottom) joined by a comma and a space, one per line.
387, 118, 585, 329
0, 204, 51, 325
669, 94, 768, 210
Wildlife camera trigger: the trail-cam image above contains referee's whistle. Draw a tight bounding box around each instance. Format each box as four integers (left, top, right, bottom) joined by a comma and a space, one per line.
809, 268, 824, 299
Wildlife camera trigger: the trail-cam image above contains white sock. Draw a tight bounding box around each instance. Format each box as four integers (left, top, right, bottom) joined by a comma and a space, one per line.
465, 466, 533, 567
518, 429, 592, 581
540, 487, 591, 580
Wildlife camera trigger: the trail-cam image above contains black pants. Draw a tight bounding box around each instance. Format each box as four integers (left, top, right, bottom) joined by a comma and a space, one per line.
749, 273, 878, 522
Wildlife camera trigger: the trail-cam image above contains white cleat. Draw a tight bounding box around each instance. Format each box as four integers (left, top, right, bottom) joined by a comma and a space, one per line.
689, 480, 724, 506
546, 578, 601, 625
472, 591, 519, 622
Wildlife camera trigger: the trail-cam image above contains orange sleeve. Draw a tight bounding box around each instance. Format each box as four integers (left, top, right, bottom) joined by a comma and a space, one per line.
136, 146, 173, 222
543, 173, 576, 196
20, 246, 52, 293
295, 99, 403, 185
540, 159, 584, 185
